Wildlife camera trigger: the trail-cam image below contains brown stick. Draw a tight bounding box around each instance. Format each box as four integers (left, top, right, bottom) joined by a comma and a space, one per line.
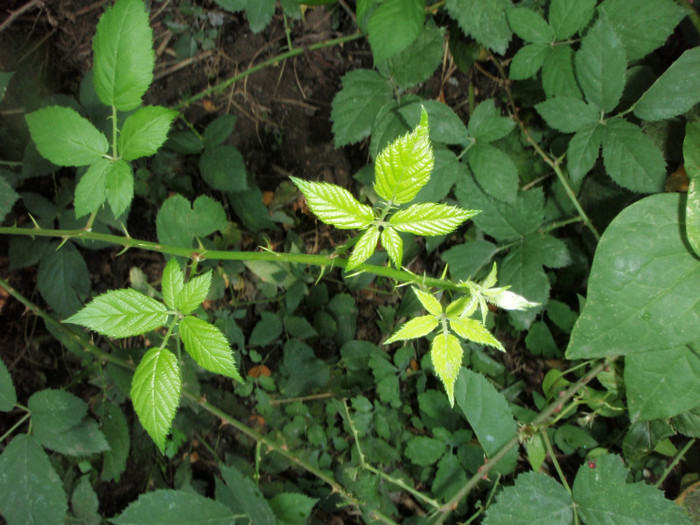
0, 0, 44, 34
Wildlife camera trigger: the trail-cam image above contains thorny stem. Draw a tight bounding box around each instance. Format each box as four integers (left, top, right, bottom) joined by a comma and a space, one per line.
655, 438, 697, 489
487, 55, 601, 241
0, 275, 399, 525
174, 33, 363, 111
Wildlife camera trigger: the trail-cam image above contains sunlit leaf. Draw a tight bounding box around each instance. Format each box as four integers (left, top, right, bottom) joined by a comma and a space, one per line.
179, 315, 243, 381
290, 177, 374, 229
390, 203, 477, 236
385, 315, 438, 344
176, 271, 212, 316
161, 258, 184, 311
431, 332, 463, 406
450, 317, 505, 351
347, 226, 380, 270
380, 227, 403, 269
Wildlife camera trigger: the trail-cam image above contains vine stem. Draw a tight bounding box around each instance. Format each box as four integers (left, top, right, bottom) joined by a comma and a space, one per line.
654, 437, 697, 489
174, 33, 363, 111
0, 275, 398, 525
0, 226, 471, 293
433, 357, 615, 524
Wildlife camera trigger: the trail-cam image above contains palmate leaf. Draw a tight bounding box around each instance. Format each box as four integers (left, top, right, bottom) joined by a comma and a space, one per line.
374, 107, 433, 204
130, 347, 181, 451
65, 288, 168, 338
92, 0, 155, 111
384, 315, 438, 344
290, 176, 374, 229
179, 316, 243, 381
390, 203, 478, 236
176, 271, 212, 315
347, 226, 380, 270
431, 332, 463, 406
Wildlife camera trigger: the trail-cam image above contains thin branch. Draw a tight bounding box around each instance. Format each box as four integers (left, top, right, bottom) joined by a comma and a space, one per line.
0, 0, 43, 34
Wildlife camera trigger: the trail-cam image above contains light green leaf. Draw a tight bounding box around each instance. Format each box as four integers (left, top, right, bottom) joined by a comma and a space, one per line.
219, 464, 277, 525
161, 258, 184, 311
413, 288, 443, 316
389, 203, 477, 236
507, 8, 554, 44
684, 121, 700, 256
509, 43, 549, 80
347, 226, 380, 270
199, 144, 247, 192
483, 472, 573, 525
385, 315, 438, 343
0, 435, 67, 525
398, 100, 469, 145
25, 106, 108, 167
549, 0, 596, 40
156, 194, 227, 248
368, 0, 425, 63
567, 123, 603, 187
176, 271, 212, 315
0, 356, 16, 412
380, 226, 403, 269
74, 158, 109, 218
573, 454, 692, 525
92, 0, 155, 111
542, 44, 581, 99
269, 492, 318, 525
130, 347, 181, 451
374, 108, 433, 204
602, 119, 665, 193
29, 389, 87, 433
331, 69, 393, 147
119, 106, 177, 161
467, 142, 519, 203
405, 436, 446, 466
575, 17, 627, 112
626, 345, 700, 422
431, 333, 463, 406
455, 368, 519, 473
290, 176, 374, 229
0, 173, 19, 223
449, 317, 504, 351
602, 0, 687, 61
446, 0, 513, 55
535, 97, 600, 134
179, 316, 242, 381
65, 288, 168, 338
388, 23, 445, 89
634, 47, 700, 122
567, 193, 700, 359
105, 159, 133, 217
37, 242, 91, 316
113, 489, 235, 525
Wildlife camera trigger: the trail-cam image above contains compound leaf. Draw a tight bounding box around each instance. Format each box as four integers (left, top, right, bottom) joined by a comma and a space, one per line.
535, 97, 600, 134
161, 258, 184, 311
385, 315, 438, 344
602, 119, 665, 193
290, 176, 374, 229
25, 106, 108, 167
549, 0, 596, 40
374, 108, 433, 204
347, 226, 380, 270
130, 347, 181, 452
575, 17, 627, 113
567, 193, 700, 359
431, 333, 463, 406
0, 435, 67, 525
113, 489, 235, 525
119, 106, 177, 161
74, 158, 109, 218
390, 203, 477, 236
507, 7, 554, 44
65, 288, 168, 338
368, 0, 425, 63
105, 159, 133, 217
446, 0, 513, 55
93, 0, 155, 111
179, 315, 242, 381
331, 69, 393, 147
634, 47, 700, 122
176, 271, 212, 316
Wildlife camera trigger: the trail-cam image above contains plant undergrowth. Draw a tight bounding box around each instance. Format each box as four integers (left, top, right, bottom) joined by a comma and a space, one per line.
1, 0, 700, 524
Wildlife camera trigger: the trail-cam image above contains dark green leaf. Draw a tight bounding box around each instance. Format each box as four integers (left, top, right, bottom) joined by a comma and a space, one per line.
219, 464, 277, 525
405, 436, 446, 466
113, 489, 235, 525
483, 472, 573, 525
432, 453, 467, 500
685, 121, 700, 256
602, 119, 665, 193
105, 159, 133, 217
199, 144, 247, 192
507, 8, 554, 44
119, 106, 177, 161
71, 476, 100, 525
455, 368, 518, 474
36, 418, 110, 456
567, 123, 603, 187
446, 0, 513, 55
25, 106, 108, 167
369, 99, 413, 159
368, 0, 425, 62
525, 321, 560, 357
0, 435, 67, 525
467, 142, 519, 203
37, 242, 91, 316
29, 388, 87, 433
468, 102, 515, 143
634, 47, 700, 122
280, 340, 330, 397
331, 69, 393, 147
398, 100, 469, 145
575, 17, 627, 112
509, 43, 549, 80
203, 115, 237, 148
542, 44, 581, 99
284, 316, 318, 339
500, 240, 550, 329
0, 356, 15, 412
602, 0, 687, 61
442, 239, 498, 280
567, 194, 700, 359
100, 403, 130, 482
269, 493, 318, 524
156, 194, 227, 248
249, 311, 283, 347
549, 0, 596, 40
74, 158, 109, 218
0, 174, 19, 223
536, 97, 600, 133
92, 0, 155, 111
625, 345, 700, 422
388, 23, 445, 88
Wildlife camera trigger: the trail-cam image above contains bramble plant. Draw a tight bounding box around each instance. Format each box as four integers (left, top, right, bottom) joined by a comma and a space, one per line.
1, 0, 700, 523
